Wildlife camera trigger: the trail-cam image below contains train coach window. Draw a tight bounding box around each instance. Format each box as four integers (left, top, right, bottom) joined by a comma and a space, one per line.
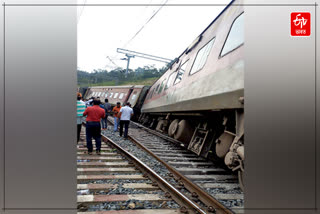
109, 93, 113, 98
165, 72, 176, 90
146, 91, 150, 100
98, 92, 102, 97
150, 88, 156, 98
174, 60, 189, 84
147, 89, 153, 100
154, 84, 160, 95
190, 38, 215, 75
131, 94, 137, 100
114, 93, 119, 99
119, 93, 124, 99
105, 93, 108, 97
158, 78, 166, 93
220, 13, 244, 57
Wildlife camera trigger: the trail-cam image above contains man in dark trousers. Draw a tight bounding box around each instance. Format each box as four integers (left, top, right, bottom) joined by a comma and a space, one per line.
101, 98, 111, 130
119, 102, 134, 139
83, 99, 105, 155
77, 96, 86, 143
112, 102, 122, 132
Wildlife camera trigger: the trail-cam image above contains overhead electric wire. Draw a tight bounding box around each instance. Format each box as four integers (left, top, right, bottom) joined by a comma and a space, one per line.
106, 56, 119, 67
105, 56, 121, 70
81, 0, 168, 70
77, 0, 87, 24
112, 0, 169, 68
122, 0, 169, 49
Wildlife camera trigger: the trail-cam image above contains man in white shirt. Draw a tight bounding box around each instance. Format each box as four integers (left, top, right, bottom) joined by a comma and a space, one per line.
119, 102, 134, 139
85, 97, 94, 107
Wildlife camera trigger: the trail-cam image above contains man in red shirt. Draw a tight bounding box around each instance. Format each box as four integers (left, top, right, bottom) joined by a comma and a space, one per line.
83, 99, 105, 155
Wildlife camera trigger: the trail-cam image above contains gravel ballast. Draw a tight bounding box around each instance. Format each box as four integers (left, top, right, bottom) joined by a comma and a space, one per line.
100, 124, 244, 209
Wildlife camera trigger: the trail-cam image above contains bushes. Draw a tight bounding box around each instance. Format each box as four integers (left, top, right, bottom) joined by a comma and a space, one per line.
78, 65, 167, 87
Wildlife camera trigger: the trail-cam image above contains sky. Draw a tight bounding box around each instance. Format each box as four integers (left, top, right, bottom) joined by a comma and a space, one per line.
77, 0, 232, 72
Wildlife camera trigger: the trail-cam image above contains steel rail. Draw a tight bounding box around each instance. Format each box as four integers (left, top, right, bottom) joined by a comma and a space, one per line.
128, 135, 233, 214
101, 134, 208, 214
131, 121, 184, 145
106, 119, 233, 214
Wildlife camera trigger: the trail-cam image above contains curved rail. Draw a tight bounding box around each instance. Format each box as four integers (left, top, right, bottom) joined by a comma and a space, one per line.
128, 135, 233, 214
101, 134, 208, 214
106, 119, 234, 214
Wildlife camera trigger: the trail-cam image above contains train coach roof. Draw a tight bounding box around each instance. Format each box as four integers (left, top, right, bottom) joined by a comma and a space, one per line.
197, 0, 235, 43
89, 85, 146, 89
89, 85, 134, 89
133, 85, 145, 88
148, 0, 237, 88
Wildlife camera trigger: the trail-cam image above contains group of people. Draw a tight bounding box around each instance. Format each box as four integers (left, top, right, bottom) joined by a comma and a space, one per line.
77, 95, 134, 155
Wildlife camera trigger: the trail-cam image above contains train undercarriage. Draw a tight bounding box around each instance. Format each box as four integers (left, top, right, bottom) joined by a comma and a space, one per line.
138, 108, 244, 190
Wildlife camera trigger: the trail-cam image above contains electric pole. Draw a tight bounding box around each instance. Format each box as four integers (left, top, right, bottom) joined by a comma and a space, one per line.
117, 48, 173, 78
120, 54, 135, 78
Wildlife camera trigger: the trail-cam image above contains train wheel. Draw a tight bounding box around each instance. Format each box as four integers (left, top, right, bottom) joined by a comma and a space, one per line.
168, 119, 179, 137
238, 170, 244, 191
216, 132, 234, 158
173, 120, 194, 144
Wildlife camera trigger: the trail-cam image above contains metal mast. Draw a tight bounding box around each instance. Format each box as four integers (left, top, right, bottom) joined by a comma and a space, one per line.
117, 48, 173, 78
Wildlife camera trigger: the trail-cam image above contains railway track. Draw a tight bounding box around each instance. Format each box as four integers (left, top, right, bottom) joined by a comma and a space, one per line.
77, 127, 214, 214
103, 120, 244, 214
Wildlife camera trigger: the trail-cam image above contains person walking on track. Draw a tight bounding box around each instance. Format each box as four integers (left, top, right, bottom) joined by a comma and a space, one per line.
119, 102, 134, 139
77, 96, 86, 143
83, 99, 105, 155
112, 102, 122, 132
101, 98, 111, 130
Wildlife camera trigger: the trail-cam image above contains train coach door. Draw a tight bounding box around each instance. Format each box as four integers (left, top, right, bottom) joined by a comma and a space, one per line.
124, 87, 134, 105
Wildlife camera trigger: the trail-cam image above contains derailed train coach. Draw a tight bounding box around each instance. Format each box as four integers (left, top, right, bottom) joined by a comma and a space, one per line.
138, 0, 244, 187
78, 87, 88, 98
84, 85, 150, 121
